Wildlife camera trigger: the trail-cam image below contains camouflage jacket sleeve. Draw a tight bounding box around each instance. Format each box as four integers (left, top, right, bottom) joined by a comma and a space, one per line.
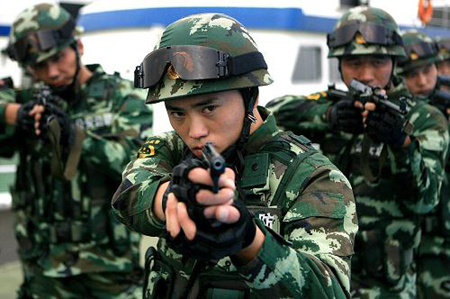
111, 132, 184, 235
266, 91, 332, 140
79, 72, 154, 180
0, 88, 19, 156
236, 150, 357, 298
395, 100, 449, 214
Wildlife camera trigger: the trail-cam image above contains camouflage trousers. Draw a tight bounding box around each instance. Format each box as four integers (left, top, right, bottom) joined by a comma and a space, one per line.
417, 255, 450, 298
18, 267, 143, 299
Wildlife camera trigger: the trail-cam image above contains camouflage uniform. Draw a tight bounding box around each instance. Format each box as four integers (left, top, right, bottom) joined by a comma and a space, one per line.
0, 4, 154, 298
112, 13, 358, 298
397, 30, 450, 299
267, 6, 449, 298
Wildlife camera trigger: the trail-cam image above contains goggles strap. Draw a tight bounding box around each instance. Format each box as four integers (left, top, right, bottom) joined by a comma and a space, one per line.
229, 52, 267, 76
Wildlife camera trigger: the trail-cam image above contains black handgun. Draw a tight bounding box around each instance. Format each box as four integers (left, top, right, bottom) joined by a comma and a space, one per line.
202, 142, 225, 193
437, 75, 450, 88
431, 89, 450, 119
349, 79, 409, 116
35, 85, 53, 106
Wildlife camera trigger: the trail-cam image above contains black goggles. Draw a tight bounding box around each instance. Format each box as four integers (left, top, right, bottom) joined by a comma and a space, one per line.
327, 22, 403, 48
437, 40, 450, 53
404, 41, 438, 59
134, 45, 267, 89
8, 18, 75, 63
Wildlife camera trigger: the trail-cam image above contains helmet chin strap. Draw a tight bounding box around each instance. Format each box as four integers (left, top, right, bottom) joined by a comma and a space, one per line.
221, 87, 259, 175
50, 42, 81, 103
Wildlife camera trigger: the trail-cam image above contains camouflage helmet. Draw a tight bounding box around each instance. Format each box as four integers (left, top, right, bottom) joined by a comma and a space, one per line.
134, 13, 273, 103
435, 37, 450, 62
8, 3, 79, 66
327, 6, 405, 58
396, 30, 439, 75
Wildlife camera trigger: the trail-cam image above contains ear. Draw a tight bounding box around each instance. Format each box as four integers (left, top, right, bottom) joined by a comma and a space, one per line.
76, 40, 84, 57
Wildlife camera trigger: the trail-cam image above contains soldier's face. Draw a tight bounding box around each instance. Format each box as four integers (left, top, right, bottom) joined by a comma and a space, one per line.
340, 55, 393, 88
404, 63, 438, 96
437, 60, 450, 91
165, 90, 245, 157
28, 41, 82, 87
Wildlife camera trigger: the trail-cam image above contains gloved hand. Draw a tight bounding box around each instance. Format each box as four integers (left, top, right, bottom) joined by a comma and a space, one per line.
40, 103, 74, 146
16, 101, 38, 134
365, 109, 407, 147
328, 99, 364, 134
430, 98, 450, 120
163, 158, 257, 260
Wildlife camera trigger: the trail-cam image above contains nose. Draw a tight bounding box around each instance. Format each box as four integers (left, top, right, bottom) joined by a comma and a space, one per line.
356, 64, 375, 85
46, 61, 60, 80
416, 72, 427, 87
188, 116, 208, 140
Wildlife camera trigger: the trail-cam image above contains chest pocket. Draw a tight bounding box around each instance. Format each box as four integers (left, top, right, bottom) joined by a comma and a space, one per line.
241, 153, 285, 234
241, 153, 269, 189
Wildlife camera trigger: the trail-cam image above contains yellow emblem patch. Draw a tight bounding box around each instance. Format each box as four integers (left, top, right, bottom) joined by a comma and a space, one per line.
306, 93, 321, 100
306, 91, 327, 100
167, 65, 180, 80
355, 32, 366, 44
137, 139, 161, 158
410, 52, 419, 61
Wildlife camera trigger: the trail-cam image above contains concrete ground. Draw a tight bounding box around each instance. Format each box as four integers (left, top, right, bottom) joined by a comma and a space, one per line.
0, 209, 158, 298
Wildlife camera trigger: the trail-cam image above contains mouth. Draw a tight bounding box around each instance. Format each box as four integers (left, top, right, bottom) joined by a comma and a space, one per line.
52, 81, 67, 87
191, 145, 204, 156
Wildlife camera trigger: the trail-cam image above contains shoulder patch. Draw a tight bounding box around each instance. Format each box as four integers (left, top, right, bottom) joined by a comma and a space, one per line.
137, 138, 163, 158
306, 91, 327, 100
286, 132, 315, 152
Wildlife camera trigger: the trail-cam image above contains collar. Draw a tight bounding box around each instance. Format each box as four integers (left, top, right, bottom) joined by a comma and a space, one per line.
84, 64, 106, 84
244, 106, 281, 154
388, 75, 413, 98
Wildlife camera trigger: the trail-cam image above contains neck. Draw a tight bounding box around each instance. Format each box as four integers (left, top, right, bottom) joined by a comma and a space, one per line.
77, 64, 93, 86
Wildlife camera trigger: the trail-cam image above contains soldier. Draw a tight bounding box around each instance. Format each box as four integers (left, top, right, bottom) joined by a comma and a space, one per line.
0, 3, 153, 298
397, 30, 440, 98
396, 30, 450, 299
267, 6, 449, 298
111, 13, 358, 298
436, 37, 450, 80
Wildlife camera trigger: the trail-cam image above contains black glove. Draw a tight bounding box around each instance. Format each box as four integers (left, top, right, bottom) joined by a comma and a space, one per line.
430, 98, 449, 119
365, 109, 407, 147
16, 101, 38, 135
40, 103, 74, 146
164, 158, 257, 260
328, 99, 364, 134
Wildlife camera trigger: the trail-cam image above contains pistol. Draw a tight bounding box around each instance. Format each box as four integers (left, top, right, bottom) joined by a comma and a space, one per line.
437, 75, 450, 88
202, 142, 225, 193
349, 79, 409, 116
